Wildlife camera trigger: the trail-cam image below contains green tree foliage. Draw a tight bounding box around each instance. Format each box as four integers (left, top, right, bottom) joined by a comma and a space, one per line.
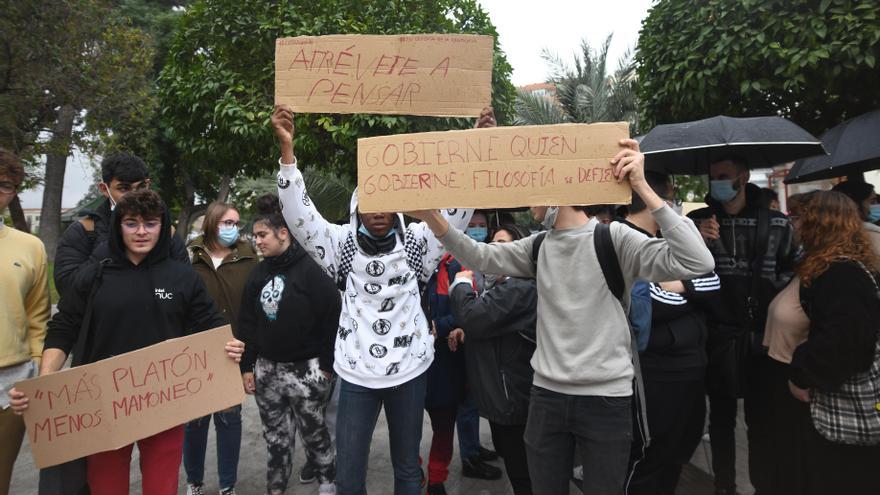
514, 35, 639, 131
158, 0, 516, 222
0, 0, 154, 250
637, 0, 880, 135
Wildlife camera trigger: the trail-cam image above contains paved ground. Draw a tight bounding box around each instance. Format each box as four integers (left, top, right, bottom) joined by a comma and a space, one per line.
11, 396, 753, 494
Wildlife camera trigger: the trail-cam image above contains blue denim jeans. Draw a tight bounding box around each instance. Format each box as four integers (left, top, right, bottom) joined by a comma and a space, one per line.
456, 393, 481, 460
183, 405, 242, 489
336, 372, 427, 495
524, 386, 632, 495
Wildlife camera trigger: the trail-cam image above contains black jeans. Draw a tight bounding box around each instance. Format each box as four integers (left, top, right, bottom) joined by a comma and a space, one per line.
524, 386, 632, 495
627, 378, 706, 495
489, 421, 532, 495
707, 355, 777, 494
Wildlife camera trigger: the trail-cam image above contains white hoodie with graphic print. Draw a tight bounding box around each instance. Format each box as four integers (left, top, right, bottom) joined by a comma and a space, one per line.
277, 159, 473, 389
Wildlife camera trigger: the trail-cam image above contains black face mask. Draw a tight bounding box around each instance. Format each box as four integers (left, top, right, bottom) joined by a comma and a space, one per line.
356, 217, 400, 255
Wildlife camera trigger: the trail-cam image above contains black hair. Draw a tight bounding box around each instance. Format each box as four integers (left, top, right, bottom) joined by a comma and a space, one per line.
253, 194, 288, 232
758, 187, 779, 209
629, 171, 671, 214
0, 147, 25, 186
115, 189, 165, 221
101, 152, 149, 184
494, 223, 529, 241
832, 180, 875, 206
711, 154, 749, 173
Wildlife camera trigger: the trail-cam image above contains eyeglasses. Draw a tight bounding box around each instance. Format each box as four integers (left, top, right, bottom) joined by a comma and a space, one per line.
0, 182, 16, 194
220, 220, 242, 229
121, 220, 161, 232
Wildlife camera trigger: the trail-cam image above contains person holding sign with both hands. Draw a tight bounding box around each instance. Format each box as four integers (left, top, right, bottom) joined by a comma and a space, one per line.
408, 137, 715, 494
8, 190, 244, 495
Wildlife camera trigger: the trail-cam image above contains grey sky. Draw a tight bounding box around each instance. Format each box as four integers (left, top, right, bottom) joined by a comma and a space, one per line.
477, 0, 654, 86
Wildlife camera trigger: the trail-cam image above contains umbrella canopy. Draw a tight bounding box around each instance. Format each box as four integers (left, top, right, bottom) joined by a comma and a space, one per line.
784, 110, 880, 184
641, 115, 826, 175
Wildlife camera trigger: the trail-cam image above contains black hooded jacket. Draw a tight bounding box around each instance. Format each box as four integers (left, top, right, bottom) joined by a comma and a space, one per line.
54, 200, 189, 297
450, 276, 538, 425
237, 242, 341, 374
687, 183, 798, 337
43, 206, 226, 364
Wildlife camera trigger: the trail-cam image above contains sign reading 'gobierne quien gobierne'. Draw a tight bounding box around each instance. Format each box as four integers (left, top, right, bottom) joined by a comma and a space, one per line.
275, 34, 494, 117
356, 122, 633, 213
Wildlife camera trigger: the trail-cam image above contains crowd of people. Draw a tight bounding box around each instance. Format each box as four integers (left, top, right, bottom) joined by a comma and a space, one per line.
0, 105, 878, 495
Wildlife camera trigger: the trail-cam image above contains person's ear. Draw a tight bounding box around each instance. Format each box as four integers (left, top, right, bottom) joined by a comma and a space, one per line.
143, 178, 152, 189
98, 182, 111, 199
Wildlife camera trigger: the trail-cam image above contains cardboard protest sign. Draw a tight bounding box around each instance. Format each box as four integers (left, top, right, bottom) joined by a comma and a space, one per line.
275, 34, 493, 116
356, 123, 632, 213
15, 326, 244, 469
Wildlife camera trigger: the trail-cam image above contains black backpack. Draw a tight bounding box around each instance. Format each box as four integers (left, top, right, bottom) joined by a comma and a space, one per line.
531, 222, 651, 449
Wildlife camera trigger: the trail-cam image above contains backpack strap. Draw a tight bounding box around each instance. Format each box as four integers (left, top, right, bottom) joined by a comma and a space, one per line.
531, 231, 546, 265
71, 258, 110, 367
746, 207, 771, 321
593, 222, 625, 300
594, 221, 651, 448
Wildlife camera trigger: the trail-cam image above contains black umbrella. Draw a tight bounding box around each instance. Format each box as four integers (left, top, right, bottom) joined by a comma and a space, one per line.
640, 115, 826, 175
784, 110, 880, 184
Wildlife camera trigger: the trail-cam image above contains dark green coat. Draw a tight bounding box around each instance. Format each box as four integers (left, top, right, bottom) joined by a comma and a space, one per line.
189, 235, 258, 337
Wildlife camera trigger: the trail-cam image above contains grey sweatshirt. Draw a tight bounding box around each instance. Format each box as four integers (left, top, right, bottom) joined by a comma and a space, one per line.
440, 205, 715, 396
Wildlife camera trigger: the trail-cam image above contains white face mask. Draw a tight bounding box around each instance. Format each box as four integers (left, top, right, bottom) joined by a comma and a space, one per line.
101, 183, 118, 211
541, 206, 559, 230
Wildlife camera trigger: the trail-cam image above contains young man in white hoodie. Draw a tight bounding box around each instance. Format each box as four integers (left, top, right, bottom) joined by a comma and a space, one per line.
410, 134, 715, 495
271, 105, 487, 495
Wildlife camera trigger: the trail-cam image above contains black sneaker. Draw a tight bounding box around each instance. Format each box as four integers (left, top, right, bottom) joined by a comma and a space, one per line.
462, 456, 503, 480
478, 446, 499, 462
299, 462, 317, 484
427, 483, 447, 495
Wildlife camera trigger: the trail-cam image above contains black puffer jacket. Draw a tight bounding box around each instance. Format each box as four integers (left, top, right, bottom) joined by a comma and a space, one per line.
450, 276, 537, 425
44, 205, 226, 364
54, 200, 188, 297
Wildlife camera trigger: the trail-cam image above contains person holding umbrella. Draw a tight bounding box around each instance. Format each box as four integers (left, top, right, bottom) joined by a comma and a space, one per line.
640, 115, 820, 495
686, 157, 798, 495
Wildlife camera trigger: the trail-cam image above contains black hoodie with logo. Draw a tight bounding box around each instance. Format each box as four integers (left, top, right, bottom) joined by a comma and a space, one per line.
43, 206, 227, 364
237, 242, 341, 374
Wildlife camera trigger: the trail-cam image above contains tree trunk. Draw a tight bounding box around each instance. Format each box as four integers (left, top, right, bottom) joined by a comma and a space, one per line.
176, 171, 196, 240
8, 195, 29, 232
39, 104, 76, 261
216, 175, 231, 203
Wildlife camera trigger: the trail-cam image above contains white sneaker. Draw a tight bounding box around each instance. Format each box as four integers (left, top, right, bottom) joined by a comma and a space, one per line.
187, 484, 206, 495
318, 483, 337, 495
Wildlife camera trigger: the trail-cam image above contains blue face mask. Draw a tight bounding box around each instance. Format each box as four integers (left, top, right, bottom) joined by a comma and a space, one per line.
465, 226, 488, 242
868, 204, 880, 223
218, 226, 240, 247
710, 179, 739, 203
358, 223, 396, 240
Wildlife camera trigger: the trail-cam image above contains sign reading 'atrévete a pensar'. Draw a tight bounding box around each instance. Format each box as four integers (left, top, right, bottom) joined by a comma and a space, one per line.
275, 34, 493, 117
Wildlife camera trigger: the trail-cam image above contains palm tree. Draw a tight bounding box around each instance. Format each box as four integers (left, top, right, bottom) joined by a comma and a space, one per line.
233, 167, 355, 224
514, 34, 639, 131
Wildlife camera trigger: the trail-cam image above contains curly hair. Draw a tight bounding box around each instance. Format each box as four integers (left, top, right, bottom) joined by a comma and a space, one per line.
115, 189, 165, 223
796, 191, 878, 286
